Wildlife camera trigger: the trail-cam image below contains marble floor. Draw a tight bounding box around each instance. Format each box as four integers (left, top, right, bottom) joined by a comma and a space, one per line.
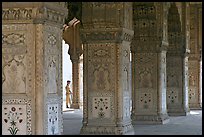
63, 104, 202, 135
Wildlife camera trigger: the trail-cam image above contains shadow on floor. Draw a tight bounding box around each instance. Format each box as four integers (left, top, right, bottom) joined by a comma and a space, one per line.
63, 110, 202, 135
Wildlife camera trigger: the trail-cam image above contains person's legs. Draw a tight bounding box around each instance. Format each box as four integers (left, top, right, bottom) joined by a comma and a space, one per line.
66, 95, 69, 108
69, 95, 72, 107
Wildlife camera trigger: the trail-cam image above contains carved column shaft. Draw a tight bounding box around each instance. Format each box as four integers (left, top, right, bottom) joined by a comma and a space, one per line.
188, 3, 202, 109
80, 2, 134, 135
166, 2, 189, 116
71, 57, 80, 109
182, 2, 190, 113
131, 2, 169, 124
2, 2, 68, 135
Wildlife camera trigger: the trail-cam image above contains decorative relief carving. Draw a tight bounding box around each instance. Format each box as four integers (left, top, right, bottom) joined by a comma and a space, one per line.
139, 68, 153, 88
48, 34, 57, 45
135, 53, 154, 64
48, 104, 59, 135
47, 34, 59, 54
133, 3, 156, 20
189, 88, 196, 101
82, 31, 117, 42
93, 49, 110, 58
92, 64, 110, 91
139, 93, 152, 109
81, 124, 133, 135
2, 5, 67, 24
135, 53, 155, 89
188, 60, 199, 108
132, 3, 158, 52
2, 33, 25, 46
2, 24, 27, 31
81, 30, 133, 43
48, 59, 57, 94
2, 99, 32, 135
167, 3, 183, 54
189, 74, 196, 86
167, 89, 178, 104
2, 55, 26, 94
167, 72, 179, 87
82, 3, 125, 29
189, 5, 198, 54
92, 97, 110, 119
2, 8, 32, 20
88, 44, 115, 93
46, 8, 64, 23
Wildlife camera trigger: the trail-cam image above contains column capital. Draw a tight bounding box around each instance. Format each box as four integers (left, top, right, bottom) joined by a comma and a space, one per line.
81, 28, 134, 44
2, 2, 68, 25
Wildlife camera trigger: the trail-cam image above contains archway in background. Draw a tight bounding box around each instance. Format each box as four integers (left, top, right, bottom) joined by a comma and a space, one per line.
62, 40, 83, 111
62, 40, 72, 111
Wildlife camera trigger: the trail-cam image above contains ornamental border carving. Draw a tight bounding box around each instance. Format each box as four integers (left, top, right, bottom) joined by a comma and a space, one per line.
2, 5, 67, 24
81, 29, 134, 43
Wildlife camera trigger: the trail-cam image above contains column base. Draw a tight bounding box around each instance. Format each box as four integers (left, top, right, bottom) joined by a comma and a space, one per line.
70, 103, 80, 109
189, 104, 202, 110
132, 113, 170, 125
168, 109, 189, 116
80, 123, 134, 135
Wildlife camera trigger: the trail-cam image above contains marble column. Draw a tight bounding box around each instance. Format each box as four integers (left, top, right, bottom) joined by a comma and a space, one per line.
188, 3, 202, 110
131, 2, 169, 124
80, 2, 134, 135
71, 56, 80, 109
2, 2, 68, 135
166, 3, 189, 116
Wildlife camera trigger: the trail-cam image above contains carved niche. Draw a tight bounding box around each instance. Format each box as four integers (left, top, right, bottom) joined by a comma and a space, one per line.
89, 44, 114, 92
92, 64, 110, 91
45, 32, 60, 94
135, 53, 156, 112
2, 55, 26, 94
167, 3, 182, 53
166, 57, 182, 105
86, 44, 115, 122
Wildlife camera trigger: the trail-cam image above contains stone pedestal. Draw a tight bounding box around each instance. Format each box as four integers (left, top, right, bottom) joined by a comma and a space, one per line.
80, 2, 134, 135
2, 2, 67, 135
